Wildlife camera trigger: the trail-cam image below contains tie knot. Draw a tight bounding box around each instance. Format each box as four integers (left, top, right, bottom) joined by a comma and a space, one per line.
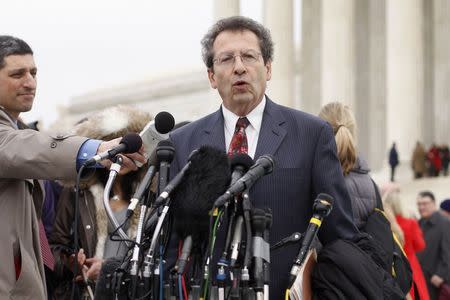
236, 117, 250, 130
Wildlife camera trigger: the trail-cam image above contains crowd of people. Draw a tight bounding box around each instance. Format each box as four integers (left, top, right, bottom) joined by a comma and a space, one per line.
411, 142, 450, 178
388, 141, 449, 182
1, 16, 449, 300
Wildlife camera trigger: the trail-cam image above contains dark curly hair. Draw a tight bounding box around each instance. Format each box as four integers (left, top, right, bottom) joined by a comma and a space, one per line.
0, 35, 33, 69
201, 16, 274, 69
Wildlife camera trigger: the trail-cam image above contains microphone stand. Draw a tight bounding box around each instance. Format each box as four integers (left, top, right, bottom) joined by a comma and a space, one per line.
229, 197, 244, 300
241, 189, 253, 300
217, 199, 237, 300
129, 166, 157, 300
263, 209, 273, 300
154, 141, 174, 300
103, 156, 131, 246
142, 200, 171, 297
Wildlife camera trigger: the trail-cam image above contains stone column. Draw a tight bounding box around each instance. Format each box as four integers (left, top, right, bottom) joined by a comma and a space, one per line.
433, 0, 450, 145
300, 0, 322, 114
386, 0, 424, 160
214, 0, 239, 21
263, 0, 294, 107
354, 0, 387, 170
321, 0, 356, 109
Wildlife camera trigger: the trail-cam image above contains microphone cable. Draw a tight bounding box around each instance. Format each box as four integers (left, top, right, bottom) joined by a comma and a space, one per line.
70, 163, 87, 300
201, 207, 224, 300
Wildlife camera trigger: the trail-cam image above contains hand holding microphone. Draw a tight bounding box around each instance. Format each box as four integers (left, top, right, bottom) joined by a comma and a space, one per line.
86, 132, 146, 174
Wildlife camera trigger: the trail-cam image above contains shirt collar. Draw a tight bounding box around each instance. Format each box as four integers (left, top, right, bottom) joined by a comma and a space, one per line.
222, 95, 266, 134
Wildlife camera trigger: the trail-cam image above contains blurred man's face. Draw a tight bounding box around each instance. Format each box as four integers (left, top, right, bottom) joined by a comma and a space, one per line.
0, 54, 37, 120
207, 30, 271, 116
417, 195, 436, 219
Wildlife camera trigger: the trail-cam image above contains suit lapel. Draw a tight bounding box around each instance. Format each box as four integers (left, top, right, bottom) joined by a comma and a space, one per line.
199, 107, 226, 151
255, 98, 287, 158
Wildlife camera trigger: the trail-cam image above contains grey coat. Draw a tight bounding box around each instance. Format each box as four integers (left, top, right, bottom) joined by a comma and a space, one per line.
0, 107, 87, 299
417, 211, 450, 299
344, 157, 377, 229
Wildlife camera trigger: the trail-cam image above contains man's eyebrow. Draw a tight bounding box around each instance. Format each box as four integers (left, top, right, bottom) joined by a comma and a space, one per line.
7, 67, 37, 74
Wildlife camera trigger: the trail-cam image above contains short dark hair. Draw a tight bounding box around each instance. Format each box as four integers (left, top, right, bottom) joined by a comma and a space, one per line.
201, 16, 274, 69
418, 190, 436, 202
0, 35, 33, 69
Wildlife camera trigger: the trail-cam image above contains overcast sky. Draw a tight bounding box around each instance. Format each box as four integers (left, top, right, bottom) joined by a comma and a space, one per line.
1, 0, 264, 127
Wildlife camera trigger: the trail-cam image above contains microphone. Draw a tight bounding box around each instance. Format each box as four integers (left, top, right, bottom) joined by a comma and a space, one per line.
143, 146, 230, 279
171, 145, 231, 240
289, 193, 334, 286
229, 153, 254, 187
214, 155, 275, 207
83, 132, 142, 166
251, 208, 269, 292
219, 154, 253, 262
139, 111, 175, 153
229, 215, 244, 267
156, 140, 175, 192
135, 111, 175, 167
126, 165, 156, 217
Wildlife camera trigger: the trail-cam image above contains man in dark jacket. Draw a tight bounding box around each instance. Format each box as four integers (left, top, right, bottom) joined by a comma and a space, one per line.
389, 142, 399, 182
416, 191, 450, 300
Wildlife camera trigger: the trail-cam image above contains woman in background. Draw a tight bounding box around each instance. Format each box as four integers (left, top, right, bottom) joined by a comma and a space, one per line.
384, 191, 430, 300
50, 105, 151, 299
318, 102, 376, 229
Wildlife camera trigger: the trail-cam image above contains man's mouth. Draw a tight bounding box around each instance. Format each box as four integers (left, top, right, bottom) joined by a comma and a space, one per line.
233, 80, 248, 87
18, 92, 35, 97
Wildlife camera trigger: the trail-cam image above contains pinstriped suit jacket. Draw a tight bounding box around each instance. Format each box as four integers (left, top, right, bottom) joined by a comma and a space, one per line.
168, 97, 358, 299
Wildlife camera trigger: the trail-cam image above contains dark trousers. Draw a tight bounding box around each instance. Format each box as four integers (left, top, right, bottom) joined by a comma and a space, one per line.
390, 166, 396, 182
44, 265, 56, 300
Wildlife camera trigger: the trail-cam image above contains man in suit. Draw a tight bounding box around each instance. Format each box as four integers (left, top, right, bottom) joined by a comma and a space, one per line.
168, 16, 358, 299
416, 191, 450, 300
0, 35, 146, 299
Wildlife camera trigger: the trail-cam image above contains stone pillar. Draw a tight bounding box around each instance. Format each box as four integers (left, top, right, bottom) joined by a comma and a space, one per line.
263, 0, 294, 107
321, 0, 356, 109
386, 0, 424, 160
300, 0, 322, 114
214, 0, 239, 21
423, 0, 434, 147
354, 0, 387, 169
433, 0, 450, 145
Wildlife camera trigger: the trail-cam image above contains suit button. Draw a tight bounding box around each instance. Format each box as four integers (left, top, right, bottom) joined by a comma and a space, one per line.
50, 141, 57, 148
86, 225, 91, 230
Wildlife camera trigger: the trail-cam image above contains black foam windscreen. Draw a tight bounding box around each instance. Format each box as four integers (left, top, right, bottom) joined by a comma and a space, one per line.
120, 133, 143, 153
171, 145, 231, 240
154, 111, 175, 134
230, 153, 254, 171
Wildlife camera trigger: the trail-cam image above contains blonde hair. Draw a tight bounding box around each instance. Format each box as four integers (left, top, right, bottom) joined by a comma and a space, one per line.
318, 102, 357, 175
383, 191, 405, 217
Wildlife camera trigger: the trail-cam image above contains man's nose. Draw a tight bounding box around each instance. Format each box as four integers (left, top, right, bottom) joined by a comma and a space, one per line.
233, 56, 247, 75
23, 73, 36, 89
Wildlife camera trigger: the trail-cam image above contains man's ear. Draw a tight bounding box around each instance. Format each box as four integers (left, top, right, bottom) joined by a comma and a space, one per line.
207, 68, 217, 89
265, 61, 272, 81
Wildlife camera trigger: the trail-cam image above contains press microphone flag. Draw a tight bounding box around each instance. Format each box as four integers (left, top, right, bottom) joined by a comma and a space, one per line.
83, 132, 142, 166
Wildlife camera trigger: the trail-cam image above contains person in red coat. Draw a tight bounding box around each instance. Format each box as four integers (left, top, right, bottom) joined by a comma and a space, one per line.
385, 191, 430, 300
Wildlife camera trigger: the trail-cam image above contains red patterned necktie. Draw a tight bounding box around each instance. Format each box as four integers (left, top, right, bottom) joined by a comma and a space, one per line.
39, 221, 55, 271
228, 117, 250, 155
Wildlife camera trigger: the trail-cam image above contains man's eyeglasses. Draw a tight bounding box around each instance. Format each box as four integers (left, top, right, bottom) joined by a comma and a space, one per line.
213, 50, 262, 67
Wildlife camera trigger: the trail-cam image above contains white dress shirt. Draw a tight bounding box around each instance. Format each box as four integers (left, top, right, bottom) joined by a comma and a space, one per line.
222, 96, 266, 159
